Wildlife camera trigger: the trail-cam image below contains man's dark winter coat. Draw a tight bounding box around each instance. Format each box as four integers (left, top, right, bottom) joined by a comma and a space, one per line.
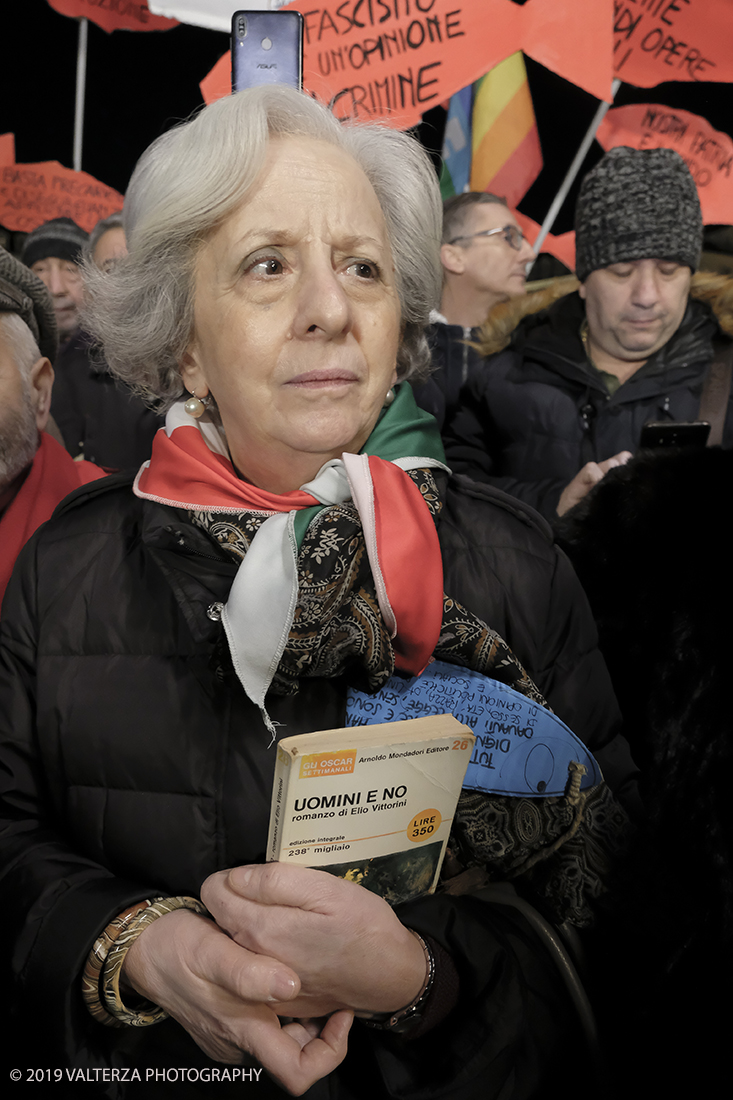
412, 323, 483, 431
0, 473, 628, 1099
442, 274, 733, 519
51, 329, 163, 470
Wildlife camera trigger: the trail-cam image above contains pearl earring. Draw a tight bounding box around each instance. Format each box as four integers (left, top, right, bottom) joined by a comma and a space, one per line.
384, 388, 395, 407
184, 391, 206, 418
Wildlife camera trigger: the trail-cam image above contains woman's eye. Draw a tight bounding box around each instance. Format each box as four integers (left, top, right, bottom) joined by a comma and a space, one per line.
247, 256, 284, 277
346, 261, 378, 279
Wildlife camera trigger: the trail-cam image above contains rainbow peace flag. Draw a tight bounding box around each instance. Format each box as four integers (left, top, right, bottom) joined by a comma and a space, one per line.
440, 52, 542, 207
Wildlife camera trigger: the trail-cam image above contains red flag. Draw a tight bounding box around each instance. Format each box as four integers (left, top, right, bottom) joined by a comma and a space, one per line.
597, 104, 733, 225
45, 0, 177, 33
613, 0, 733, 86
0, 156, 124, 234
0, 134, 15, 165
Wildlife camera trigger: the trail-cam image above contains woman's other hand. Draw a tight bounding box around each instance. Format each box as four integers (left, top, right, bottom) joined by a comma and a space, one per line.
201, 863, 429, 1019
122, 908, 353, 1095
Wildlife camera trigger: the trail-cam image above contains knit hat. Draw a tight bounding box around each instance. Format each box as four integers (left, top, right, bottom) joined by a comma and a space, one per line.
0, 246, 58, 362
574, 147, 702, 282
21, 217, 88, 270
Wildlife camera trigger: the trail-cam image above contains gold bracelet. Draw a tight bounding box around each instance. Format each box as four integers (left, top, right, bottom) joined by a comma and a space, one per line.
82, 898, 162, 1027
83, 895, 208, 1028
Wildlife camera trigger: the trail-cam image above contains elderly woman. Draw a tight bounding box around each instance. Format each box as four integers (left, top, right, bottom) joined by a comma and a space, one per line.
0, 87, 627, 1098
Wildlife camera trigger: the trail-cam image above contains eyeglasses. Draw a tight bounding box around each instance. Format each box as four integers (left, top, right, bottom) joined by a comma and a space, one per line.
448, 225, 526, 251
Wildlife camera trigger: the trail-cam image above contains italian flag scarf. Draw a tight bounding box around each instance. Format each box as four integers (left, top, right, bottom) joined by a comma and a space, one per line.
135, 384, 449, 736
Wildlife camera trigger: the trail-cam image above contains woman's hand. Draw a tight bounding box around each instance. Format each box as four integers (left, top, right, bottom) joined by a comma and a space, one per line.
201, 863, 429, 1019
122, 908, 353, 1095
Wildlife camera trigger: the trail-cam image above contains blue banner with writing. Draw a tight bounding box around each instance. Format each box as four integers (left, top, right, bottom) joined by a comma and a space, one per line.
346, 661, 601, 798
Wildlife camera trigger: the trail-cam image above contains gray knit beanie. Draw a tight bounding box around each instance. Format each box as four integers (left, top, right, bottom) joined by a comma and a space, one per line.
0, 246, 58, 362
21, 217, 88, 270
574, 147, 702, 282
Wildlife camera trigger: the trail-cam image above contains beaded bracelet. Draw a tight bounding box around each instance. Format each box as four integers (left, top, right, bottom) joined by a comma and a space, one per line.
82, 895, 209, 1028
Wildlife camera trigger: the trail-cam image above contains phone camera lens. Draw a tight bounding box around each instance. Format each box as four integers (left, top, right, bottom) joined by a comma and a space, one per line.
236, 16, 247, 38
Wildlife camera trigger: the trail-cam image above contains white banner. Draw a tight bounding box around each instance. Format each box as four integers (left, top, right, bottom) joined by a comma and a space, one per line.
148, 0, 287, 31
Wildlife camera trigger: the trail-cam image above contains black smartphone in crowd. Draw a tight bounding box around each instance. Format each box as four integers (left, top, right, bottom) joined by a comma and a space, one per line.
639, 421, 711, 450
231, 10, 304, 94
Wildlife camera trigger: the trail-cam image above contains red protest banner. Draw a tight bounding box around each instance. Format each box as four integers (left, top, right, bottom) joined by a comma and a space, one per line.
46, 0, 178, 33
613, 0, 733, 85
0, 134, 15, 166
201, 0, 614, 130
597, 104, 733, 224
0, 159, 124, 234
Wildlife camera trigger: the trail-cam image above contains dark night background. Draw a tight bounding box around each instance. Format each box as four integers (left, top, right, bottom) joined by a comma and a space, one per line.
3, 1, 733, 257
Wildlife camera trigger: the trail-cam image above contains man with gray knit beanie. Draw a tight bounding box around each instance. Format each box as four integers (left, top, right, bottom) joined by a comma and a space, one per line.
443, 146, 732, 519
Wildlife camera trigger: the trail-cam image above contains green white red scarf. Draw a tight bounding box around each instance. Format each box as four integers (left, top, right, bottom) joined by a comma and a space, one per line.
135, 383, 449, 735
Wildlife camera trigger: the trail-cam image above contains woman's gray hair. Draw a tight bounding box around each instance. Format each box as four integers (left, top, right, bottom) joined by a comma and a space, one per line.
83, 85, 442, 410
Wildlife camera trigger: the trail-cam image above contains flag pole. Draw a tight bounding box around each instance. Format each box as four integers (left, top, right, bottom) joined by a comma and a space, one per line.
531, 78, 621, 262
73, 18, 88, 173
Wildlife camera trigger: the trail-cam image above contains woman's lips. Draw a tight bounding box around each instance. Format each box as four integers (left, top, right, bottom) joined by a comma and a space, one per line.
285, 368, 359, 388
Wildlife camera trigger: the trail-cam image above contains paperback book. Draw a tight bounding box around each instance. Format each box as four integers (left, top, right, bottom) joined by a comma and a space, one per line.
267, 713, 475, 906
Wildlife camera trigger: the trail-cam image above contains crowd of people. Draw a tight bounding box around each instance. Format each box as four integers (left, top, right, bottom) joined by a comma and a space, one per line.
0, 83, 730, 1099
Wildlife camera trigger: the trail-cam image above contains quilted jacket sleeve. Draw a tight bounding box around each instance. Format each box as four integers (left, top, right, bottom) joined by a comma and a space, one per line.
0, 536, 155, 1066
442, 359, 568, 520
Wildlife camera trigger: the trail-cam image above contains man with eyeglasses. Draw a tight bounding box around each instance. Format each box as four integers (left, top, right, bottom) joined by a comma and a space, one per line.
412, 193, 535, 429
443, 148, 733, 519
439, 193, 536, 327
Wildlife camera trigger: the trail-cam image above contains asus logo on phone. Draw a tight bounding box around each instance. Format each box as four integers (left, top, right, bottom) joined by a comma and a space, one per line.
257, 64, 276, 69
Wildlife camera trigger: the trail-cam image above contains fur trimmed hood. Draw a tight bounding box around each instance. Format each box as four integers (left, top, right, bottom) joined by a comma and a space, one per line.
474, 271, 733, 359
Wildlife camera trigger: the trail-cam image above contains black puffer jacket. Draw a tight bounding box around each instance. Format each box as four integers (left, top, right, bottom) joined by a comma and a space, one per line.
443, 285, 733, 519
412, 323, 483, 430
51, 329, 163, 470
0, 473, 627, 1099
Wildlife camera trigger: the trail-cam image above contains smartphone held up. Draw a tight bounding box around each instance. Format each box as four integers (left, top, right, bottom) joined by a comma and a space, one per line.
231, 10, 304, 94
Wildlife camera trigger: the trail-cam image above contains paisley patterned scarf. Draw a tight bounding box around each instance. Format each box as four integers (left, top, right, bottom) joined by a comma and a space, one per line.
190, 465, 544, 706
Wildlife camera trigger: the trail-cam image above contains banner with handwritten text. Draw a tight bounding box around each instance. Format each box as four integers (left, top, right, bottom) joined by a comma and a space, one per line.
597, 104, 733, 224
346, 661, 601, 798
46, 0, 178, 33
202, 0, 614, 130
0, 157, 124, 234
614, 0, 733, 86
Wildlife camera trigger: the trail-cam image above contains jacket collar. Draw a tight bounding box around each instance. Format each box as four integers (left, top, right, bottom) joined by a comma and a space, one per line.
503, 290, 719, 397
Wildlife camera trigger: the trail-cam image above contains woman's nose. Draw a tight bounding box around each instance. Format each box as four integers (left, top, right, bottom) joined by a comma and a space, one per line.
294, 261, 352, 338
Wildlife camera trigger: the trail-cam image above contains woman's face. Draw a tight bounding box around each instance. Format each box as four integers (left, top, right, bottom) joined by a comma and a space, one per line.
181, 134, 402, 493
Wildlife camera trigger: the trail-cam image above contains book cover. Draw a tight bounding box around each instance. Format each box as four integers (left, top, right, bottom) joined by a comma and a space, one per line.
268, 714, 475, 906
